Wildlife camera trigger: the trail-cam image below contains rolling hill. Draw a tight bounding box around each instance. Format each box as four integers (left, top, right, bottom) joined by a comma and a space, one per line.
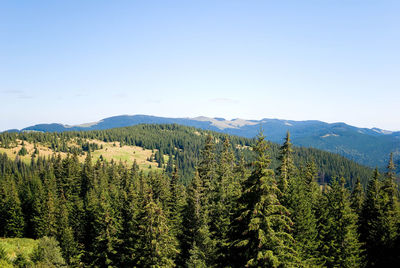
0, 124, 374, 187
5, 114, 400, 169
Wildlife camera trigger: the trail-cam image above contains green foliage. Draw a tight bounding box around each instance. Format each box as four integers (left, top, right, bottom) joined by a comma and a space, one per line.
351, 177, 364, 218
18, 146, 27, 156
210, 137, 241, 266
0, 259, 13, 268
0, 124, 373, 186
182, 170, 214, 267
318, 178, 362, 267
137, 191, 178, 267
286, 174, 321, 265
0, 246, 8, 261
0, 178, 25, 237
13, 252, 31, 267
31, 236, 66, 267
233, 133, 300, 267
277, 131, 296, 196
0, 238, 38, 265
0, 127, 397, 267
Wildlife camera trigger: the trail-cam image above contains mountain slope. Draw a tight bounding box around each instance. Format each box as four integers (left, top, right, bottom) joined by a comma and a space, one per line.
7, 114, 400, 169
0, 124, 373, 187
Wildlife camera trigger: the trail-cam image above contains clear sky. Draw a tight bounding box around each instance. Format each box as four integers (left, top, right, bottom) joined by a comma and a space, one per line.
1, 0, 399, 131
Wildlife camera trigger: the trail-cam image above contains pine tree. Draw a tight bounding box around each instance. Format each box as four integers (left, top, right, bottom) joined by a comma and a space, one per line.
378, 153, 400, 266
360, 168, 383, 267
232, 132, 300, 267
235, 151, 249, 184
351, 177, 364, 220
186, 242, 207, 268
80, 152, 94, 198
197, 134, 217, 200
118, 179, 141, 267
186, 134, 218, 264
182, 170, 213, 267
29, 175, 47, 238
84, 185, 121, 267
320, 178, 362, 267
57, 192, 80, 266
168, 166, 186, 265
44, 178, 59, 237
0, 178, 25, 237
137, 191, 178, 267
210, 137, 240, 266
286, 174, 320, 265
277, 131, 296, 197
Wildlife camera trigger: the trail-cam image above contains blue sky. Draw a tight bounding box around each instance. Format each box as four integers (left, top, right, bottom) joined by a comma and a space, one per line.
1, 0, 399, 131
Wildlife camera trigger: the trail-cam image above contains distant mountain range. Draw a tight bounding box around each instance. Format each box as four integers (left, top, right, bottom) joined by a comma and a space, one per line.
5, 114, 400, 169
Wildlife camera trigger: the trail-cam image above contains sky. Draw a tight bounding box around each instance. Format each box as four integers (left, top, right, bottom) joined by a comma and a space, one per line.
1, 0, 399, 131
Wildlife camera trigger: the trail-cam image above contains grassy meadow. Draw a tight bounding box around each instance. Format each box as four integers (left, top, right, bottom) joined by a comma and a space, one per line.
0, 139, 163, 171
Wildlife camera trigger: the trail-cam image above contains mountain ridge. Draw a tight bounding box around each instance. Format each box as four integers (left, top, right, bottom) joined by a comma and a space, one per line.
4, 114, 400, 169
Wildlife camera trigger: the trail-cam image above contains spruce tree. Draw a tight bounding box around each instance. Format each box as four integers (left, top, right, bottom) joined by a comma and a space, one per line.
210, 137, 240, 266
277, 131, 296, 197
182, 170, 213, 267
29, 176, 47, 238
197, 134, 217, 200
56, 192, 80, 266
360, 168, 383, 267
80, 152, 94, 199
320, 178, 362, 267
286, 174, 320, 266
84, 183, 121, 267
137, 191, 178, 267
44, 178, 59, 237
118, 179, 141, 266
378, 153, 400, 266
232, 132, 300, 267
0, 178, 25, 237
351, 177, 364, 220
168, 166, 186, 265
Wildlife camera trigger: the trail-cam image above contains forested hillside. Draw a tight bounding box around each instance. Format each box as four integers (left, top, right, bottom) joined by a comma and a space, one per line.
0, 131, 398, 267
0, 124, 372, 187
14, 114, 400, 170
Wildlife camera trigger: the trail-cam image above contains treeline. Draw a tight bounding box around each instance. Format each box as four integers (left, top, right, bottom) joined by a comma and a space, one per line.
0, 132, 399, 267
0, 124, 372, 186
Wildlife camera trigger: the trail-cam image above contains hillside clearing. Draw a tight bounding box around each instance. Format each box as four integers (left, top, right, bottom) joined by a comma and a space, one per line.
0, 139, 162, 171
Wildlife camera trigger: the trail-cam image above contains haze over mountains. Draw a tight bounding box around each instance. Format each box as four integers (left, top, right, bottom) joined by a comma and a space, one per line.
6, 114, 400, 169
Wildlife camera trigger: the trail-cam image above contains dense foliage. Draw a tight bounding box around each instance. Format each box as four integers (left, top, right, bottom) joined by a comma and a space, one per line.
15, 114, 400, 170
0, 127, 398, 267
0, 124, 372, 186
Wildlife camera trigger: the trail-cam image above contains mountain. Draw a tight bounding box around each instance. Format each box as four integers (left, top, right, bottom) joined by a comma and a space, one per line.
7, 114, 400, 169
0, 124, 373, 187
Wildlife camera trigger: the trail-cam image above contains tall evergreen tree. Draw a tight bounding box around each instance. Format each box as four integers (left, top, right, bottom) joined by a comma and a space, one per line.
168, 166, 186, 266
286, 174, 320, 266
277, 131, 296, 197
320, 178, 362, 267
84, 186, 121, 267
197, 134, 217, 200
137, 191, 178, 267
0, 178, 25, 237
43, 176, 59, 238
57, 192, 80, 266
360, 168, 383, 267
80, 152, 94, 199
232, 132, 300, 267
29, 175, 47, 238
378, 153, 400, 266
351, 177, 364, 220
118, 178, 140, 267
182, 170, 214, 267
210, 137, 240, 266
